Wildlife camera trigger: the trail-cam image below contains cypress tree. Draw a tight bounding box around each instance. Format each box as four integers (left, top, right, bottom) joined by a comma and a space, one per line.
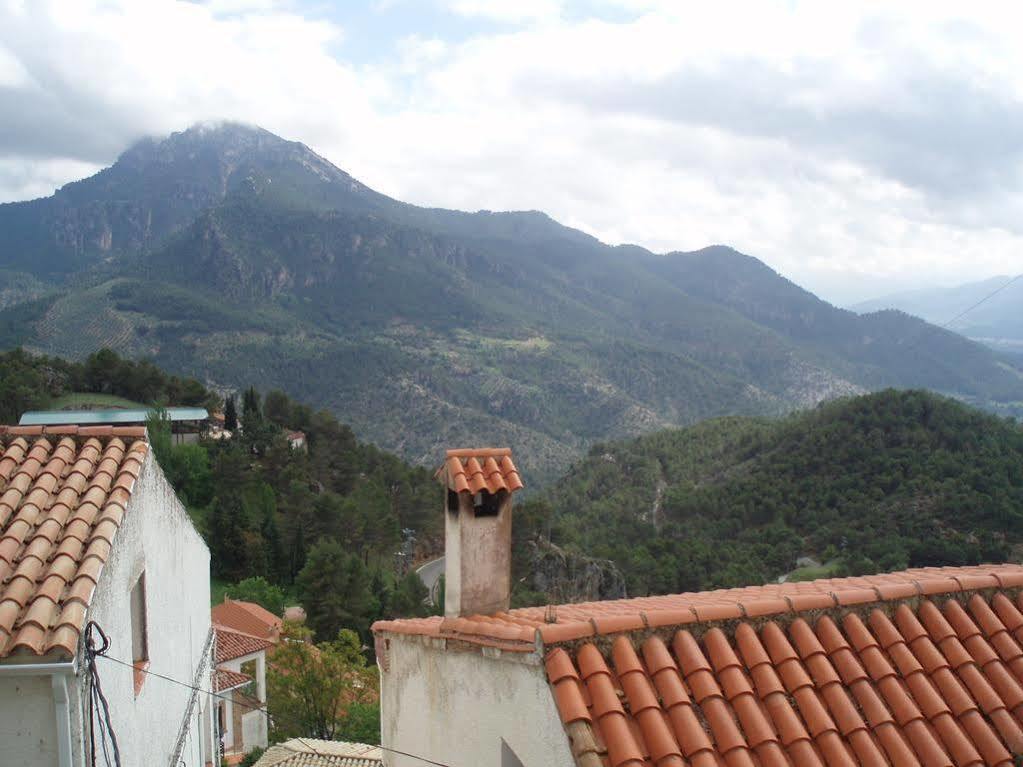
224, 394, 238, 432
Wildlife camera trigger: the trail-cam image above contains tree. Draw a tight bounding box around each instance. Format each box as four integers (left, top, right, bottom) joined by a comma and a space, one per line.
242, 386, 261, 421
224, 394, 238, 432
263, 389, 291, 427
208, 494, 251, 580
267, 626, 378, 743
386, 571, 429, 619
227, 576, 286, 615
297, 540, 379, 641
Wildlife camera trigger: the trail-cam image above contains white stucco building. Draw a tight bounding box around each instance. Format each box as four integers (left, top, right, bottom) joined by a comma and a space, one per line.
0, 424, 216, 767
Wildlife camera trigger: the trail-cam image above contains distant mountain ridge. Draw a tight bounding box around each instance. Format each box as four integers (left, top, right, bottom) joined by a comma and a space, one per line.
852, 276, 1023, 353
1, 122, 1021, 479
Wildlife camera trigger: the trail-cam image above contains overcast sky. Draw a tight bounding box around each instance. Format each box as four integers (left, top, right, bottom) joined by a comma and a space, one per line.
1, 0, 1021, 304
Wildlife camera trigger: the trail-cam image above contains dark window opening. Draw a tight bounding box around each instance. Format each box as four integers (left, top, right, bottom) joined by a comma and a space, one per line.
474, 490, 504, 517
447, 489, 460, 513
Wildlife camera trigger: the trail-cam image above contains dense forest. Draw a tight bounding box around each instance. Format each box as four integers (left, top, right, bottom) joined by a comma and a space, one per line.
6, 348, 1023, 629
0, 347, 439, 645
522, 389, 1023, 597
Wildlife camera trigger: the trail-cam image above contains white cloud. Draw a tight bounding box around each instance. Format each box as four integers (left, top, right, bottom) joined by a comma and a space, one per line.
2, 0, 1023, 303
445, 0, 562, 23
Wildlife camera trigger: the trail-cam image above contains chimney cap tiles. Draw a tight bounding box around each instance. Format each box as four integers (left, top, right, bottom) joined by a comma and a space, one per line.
437, 449, 524, 495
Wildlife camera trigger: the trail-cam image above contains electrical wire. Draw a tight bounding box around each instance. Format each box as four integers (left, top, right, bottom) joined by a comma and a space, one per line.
901, 272, 1022, 352
94, 651, 456, 767
83, 621, 123, 767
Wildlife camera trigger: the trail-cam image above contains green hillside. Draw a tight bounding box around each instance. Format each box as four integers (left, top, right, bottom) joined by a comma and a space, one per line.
529, 390, 1023, 597
2, 123, 1022, 480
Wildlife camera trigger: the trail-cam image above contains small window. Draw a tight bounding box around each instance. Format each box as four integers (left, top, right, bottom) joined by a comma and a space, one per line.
474, 490, 503, 517
447, 490, 460, 513
130, 573, 148, 663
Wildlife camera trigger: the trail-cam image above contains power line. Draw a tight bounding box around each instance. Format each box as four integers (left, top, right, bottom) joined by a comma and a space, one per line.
902, 272, 1022, 352
95, 652, 456, 767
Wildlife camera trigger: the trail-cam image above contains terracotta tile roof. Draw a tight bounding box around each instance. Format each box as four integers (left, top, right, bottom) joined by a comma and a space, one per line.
436, 448, 524, 495
212, 598, 282, 640
375, 565, 1023, 765
213, 667, 251, 693
0, 426, 149, 659
253, 739, 382, 767
215, 624, 274, 663
546, 578, 1023, 766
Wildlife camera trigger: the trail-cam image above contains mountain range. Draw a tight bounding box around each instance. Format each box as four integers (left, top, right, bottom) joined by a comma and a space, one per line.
1, 122, 1021, 480
852, 277, 1023, 357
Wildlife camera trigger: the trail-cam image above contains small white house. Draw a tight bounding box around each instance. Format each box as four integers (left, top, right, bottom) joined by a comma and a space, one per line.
0, 424, 216, 767
211, 597, 281, 757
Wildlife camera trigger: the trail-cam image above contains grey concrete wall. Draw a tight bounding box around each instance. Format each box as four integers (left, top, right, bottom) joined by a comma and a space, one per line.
0, 675, 60, 766
379, 635, 574, 767
445, 493, 512, 618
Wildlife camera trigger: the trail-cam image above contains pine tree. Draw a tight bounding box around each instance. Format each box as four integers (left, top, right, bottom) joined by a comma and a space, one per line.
297, 539, 379, 641
224, 394, 238, 432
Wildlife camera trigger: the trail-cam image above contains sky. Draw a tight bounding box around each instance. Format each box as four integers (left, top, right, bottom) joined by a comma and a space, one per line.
1, 1, 1022, 304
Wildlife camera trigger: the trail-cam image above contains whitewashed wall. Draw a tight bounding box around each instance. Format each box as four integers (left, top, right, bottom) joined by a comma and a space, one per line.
379, 635, 574, 767
77, 451, 213, 767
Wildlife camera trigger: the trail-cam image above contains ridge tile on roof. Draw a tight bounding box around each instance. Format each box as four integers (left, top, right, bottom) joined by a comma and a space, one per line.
0, 429, 149, 660
436, 448, 524, 495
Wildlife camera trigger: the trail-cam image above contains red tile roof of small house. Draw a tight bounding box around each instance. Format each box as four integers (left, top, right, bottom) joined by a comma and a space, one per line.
436, 448, 524, 495
212, 597, 282, 640
374, 564, 1023, 767
0, 426, 149, 659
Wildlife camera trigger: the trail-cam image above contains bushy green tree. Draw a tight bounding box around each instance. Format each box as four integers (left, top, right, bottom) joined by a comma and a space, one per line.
297, 540, 379, 641
267, 626, 378, 742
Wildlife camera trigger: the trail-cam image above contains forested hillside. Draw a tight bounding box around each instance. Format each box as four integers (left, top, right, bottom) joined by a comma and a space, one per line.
523, 390, 1023, 598
3, 123, 1022, 482
0, 348, 440, 643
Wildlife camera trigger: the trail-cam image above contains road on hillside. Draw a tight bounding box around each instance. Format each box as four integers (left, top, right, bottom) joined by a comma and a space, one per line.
416, 556, 445, 606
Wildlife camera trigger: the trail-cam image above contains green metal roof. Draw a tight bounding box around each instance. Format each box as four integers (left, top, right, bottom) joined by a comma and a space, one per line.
19, 407, 209, 426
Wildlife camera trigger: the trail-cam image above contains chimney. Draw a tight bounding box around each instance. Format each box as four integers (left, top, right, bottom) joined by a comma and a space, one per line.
437, 448, 524, 618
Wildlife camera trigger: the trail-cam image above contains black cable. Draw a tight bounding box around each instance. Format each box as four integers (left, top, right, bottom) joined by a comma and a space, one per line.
84, 621, 122, 767
901, 272, 1022, 352
95, 652, 456, 767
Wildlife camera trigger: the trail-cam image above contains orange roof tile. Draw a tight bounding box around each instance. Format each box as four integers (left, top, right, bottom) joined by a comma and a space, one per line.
212, 598, 282, 640
436, 448, 524, 494
375, 564, 1023, 766
215, 624, 274, 663
0, 427, 149, 660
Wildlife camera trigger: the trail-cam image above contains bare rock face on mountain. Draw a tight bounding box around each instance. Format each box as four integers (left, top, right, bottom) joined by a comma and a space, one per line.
1, 122, 1021, 480
527, 539, 627, 604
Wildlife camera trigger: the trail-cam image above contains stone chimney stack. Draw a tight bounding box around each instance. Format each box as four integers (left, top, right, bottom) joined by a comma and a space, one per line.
436, 448, 524, 618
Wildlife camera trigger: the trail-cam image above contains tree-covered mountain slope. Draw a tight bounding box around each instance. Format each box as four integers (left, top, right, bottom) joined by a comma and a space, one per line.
2, 123, 1021, 479
530, 390, 1023, 596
